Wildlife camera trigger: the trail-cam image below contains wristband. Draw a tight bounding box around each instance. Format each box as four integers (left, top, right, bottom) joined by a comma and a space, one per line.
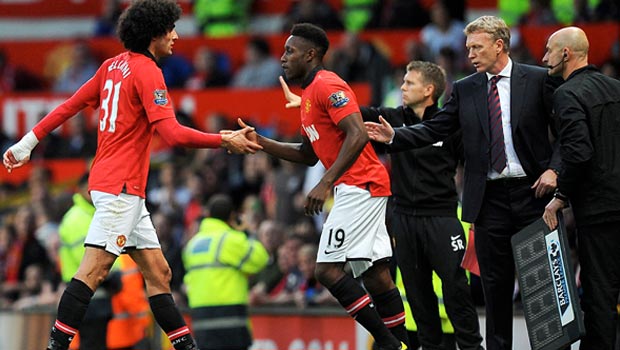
10, 131, 39, 162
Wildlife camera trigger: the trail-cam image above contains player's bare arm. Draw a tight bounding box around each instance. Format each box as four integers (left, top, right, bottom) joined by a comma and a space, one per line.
320, 112, 368, 187
304, 113, 367, 216
238, 118, 318, 165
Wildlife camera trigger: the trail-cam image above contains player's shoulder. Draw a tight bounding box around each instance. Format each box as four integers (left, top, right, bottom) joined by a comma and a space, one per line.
316, 70, 345, 84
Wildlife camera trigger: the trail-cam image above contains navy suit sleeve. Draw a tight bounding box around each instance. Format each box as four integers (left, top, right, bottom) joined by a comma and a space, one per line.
391, 88, 461, 152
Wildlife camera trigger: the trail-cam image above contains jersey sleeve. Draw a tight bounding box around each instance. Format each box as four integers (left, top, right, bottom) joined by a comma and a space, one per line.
134, 64, 175, 124
315, 76, 360, 126
33, 67, 102, 139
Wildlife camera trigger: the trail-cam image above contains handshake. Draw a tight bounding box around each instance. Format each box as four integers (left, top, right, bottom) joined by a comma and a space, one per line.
219, 118, 262, 155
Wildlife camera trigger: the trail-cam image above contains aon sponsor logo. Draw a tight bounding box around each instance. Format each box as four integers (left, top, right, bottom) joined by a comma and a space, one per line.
303, 124, 320, 142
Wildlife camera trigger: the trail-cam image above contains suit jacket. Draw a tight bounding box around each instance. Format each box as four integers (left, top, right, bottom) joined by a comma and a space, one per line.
390, 62, 562, 223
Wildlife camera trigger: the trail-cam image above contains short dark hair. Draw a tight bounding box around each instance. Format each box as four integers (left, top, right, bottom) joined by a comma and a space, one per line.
206, 194, 235, 222
406, 60, 447, 103
290, 23, 329, 59
117, 0, 181, 52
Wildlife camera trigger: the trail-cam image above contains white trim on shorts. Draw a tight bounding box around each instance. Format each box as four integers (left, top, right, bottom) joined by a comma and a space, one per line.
316, 183, 393, 277
85, 190, 161, 256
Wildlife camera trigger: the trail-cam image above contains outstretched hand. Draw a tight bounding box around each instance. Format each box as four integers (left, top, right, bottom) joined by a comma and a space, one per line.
220, 123, 262, 154
279, 76, 301, 109
364, 116, 395, 143
3, 149, 29, 173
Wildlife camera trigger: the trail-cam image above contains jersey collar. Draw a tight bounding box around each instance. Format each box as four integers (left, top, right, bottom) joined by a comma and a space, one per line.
301, 65, 324, 89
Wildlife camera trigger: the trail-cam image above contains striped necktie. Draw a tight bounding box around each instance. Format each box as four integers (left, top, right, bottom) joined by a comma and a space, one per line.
488, 75, 506, 173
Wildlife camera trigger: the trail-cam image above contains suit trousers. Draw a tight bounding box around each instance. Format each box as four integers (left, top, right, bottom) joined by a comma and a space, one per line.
392, 213, 483, 350
474, 177, 548, 350
577, 220, 620, 350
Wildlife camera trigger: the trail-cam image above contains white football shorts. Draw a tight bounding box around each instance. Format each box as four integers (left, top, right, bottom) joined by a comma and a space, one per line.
85, 190, 161, 256
316, 183, 393, 277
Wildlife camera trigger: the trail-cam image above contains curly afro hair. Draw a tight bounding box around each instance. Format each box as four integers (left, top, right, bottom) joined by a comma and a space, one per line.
117, 0, 181, 52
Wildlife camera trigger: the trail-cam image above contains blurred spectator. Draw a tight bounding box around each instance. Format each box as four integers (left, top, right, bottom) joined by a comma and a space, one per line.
231, 37, 282, 89
402, 38, 432, 64
601, 38, 620, 79
160, 54, 194, 89
518, 0, 558, 25
379, 0, 430, 28
249, 219, 286, 305
181, 169, 210, 232
185, 46, 231, 90
293, 243, 336, 308
420, 1, 465, 61
147, 162, 192, 220
53, 41, 99, 93
152, 211, 186, 300
0, 223, 14, 286
0, 49, 44, 92
508, 27, 537, 66
600, 57, 620, 79
272, 159, 306, 226
435, 47, 471, 103
94, 0, 123, 37
2, 205, 50, 303
55, 112, 98, 158
327, 32, 392, 106
232, 152, 272, 206
11, 263, 57, 310
0, 49, 16, 93
254, 235, 303, 306
238, 194, 266, 237
194, 0, 252, 37
282, 0, 343, 32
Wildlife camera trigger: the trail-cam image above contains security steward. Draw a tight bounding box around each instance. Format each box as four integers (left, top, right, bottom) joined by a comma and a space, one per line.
183, 194, 269, 350
58, 173, 121, 350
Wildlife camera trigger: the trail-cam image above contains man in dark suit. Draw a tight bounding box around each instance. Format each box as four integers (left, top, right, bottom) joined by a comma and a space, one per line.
365, 16, 561, 350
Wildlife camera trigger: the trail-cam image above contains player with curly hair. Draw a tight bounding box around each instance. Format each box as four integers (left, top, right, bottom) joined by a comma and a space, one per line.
3, 1, 261, 349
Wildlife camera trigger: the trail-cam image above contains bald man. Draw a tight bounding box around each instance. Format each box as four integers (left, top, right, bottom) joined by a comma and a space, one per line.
542, 27, 620, 350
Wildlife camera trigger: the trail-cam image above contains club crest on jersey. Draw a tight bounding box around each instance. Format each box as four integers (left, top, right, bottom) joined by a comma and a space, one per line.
304, 99, 312, 114
153, 89, 168, 106
329, 91, 349, 108
116, 235, 127, 247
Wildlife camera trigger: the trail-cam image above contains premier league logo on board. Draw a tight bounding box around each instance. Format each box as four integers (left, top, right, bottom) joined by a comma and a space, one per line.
153, 89, 168, 106
545, 230, 574, 326
329, 91, 349, 108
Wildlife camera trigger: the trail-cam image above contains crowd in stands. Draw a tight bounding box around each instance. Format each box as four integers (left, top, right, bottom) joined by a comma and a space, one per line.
0, 0, 619, 313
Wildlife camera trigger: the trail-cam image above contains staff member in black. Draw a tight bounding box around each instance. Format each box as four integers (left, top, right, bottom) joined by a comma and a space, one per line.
362, 61, 483, 350
280, 61, 483, 350
365, 16, 561, 350
542, 26, 620, 350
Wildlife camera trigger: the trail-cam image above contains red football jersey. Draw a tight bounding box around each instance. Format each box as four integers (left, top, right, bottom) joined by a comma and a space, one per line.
300, 70, 390, 197
33, 52, 177, 197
